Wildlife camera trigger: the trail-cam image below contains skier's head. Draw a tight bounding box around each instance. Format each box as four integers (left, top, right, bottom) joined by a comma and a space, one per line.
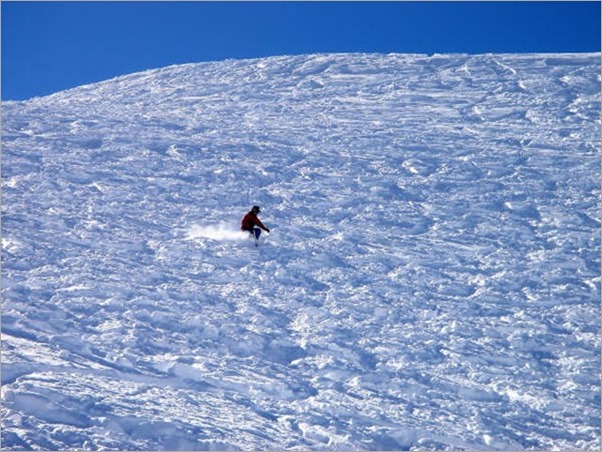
251, 205, 261, 214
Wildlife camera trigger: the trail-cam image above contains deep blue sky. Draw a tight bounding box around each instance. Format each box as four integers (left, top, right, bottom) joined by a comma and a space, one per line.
2, 1, 600, 101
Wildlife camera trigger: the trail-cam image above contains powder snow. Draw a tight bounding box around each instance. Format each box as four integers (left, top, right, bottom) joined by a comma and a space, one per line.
1, 53, 600, 450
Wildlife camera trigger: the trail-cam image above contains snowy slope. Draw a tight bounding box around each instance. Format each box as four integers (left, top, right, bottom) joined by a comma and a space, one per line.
1, 53, 600, 450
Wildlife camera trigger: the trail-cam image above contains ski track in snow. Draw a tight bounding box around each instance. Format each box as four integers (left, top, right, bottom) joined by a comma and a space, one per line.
1, 53, 600, 450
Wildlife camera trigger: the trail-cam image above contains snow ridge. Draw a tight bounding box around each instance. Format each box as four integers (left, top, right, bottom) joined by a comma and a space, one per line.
2, 53, 601, 450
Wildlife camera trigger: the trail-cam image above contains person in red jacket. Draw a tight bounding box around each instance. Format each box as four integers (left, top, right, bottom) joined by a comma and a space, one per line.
241, 205, 270, 241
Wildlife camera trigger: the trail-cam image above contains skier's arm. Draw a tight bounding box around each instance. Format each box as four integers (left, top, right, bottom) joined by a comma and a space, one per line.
254, 217, 270, 232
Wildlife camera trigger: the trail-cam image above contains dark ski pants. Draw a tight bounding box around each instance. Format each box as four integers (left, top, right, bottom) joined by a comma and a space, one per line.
243, 228, 261, 240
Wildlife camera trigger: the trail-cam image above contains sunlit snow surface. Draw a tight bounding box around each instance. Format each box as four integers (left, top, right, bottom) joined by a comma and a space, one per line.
2, 53, 600, 450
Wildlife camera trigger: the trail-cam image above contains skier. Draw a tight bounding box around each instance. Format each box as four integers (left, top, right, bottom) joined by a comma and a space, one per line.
241, 205, 270, 242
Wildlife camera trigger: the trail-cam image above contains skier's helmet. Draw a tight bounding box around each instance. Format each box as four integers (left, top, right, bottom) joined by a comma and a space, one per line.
252, 205, 261, 213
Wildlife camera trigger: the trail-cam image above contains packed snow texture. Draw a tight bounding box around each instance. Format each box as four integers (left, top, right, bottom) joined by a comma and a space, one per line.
2, 53, 600, 450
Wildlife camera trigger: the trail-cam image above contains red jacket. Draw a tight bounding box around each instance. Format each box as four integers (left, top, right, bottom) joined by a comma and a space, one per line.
241, 211, 269, 232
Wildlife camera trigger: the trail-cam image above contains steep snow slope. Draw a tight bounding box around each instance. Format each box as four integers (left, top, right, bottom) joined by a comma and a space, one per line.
2, 53, 600, 450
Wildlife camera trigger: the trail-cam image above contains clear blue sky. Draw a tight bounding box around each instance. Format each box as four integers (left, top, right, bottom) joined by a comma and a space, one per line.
2, 1, 600, 101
